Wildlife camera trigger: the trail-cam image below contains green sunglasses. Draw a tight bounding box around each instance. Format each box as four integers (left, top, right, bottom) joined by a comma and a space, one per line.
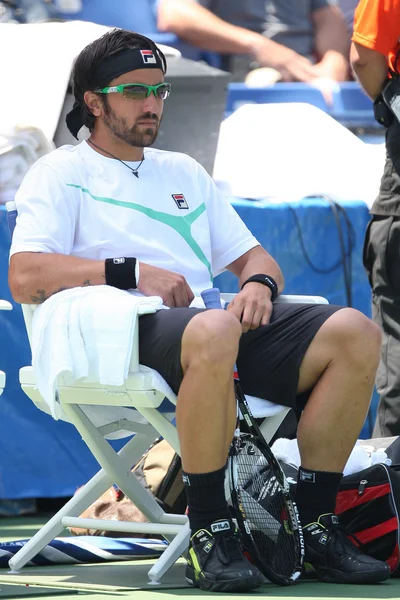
95, 82, 171, 100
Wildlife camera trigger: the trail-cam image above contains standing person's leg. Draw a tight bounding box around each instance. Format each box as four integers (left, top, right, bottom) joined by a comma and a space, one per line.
364, 216, 400, 437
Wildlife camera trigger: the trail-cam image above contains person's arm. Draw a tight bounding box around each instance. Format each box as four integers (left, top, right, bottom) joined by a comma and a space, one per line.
8, 163, 107, 304
196, 160, 283, 331
157, 0, 262, 55
350, 0, 400, 98
9, 163, 194, 308
157, 0, 318, 82
9, 253, 195, 307
227, 245, 284, 294
224, 246, 284, 333
8, 252, 105, 305
312, 4, 350, 81
350, 42, 388, 99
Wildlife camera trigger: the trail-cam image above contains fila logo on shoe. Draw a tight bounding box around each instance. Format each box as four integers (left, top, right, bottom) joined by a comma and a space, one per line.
319, 533, 329, 545
211, 520, 230, 534
203, 542, 213, 553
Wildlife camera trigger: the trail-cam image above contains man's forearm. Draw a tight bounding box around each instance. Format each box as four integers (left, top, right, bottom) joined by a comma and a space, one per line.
238, 257, 284, 293
228, 246, 284, 294
313, 6, 349, 59
9, 253, 106, 304
313, 6, 349, 80
158, 0, 266, 56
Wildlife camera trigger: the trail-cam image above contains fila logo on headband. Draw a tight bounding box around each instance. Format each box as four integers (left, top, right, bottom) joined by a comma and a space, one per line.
140, 50, 157, 64
172, 193, 188, 209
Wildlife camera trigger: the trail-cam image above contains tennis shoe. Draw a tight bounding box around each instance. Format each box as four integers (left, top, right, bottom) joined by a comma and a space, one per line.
303, 513, 391, 584
185, 519, 263, 592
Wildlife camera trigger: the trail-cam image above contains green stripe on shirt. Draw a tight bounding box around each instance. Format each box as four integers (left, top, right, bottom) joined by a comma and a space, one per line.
67, 184, 213, 279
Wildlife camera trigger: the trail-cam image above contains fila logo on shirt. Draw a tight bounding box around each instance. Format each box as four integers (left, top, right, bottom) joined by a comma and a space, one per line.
172, 193, 188, 209
140, 50, 157, 64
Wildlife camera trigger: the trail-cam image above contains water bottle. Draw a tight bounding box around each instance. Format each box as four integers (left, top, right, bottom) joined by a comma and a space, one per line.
201, 287, 223, 310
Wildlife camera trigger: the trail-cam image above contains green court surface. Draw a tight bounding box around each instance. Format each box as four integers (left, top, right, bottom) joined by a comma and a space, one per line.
2, 516, 400, 600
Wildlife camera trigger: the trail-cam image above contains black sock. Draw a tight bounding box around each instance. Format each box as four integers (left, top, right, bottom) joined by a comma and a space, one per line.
182, 465, 231, 533
295, 466, 343, 526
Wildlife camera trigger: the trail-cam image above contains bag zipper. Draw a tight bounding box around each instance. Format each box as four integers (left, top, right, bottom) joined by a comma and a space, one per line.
358, 479, 368, 495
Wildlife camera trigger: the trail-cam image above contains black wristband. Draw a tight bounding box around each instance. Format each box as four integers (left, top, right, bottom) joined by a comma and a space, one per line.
241, 273, 278, 302
105, 257, 137, 290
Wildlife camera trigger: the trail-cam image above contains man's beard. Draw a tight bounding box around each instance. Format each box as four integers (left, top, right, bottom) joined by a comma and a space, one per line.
103, 105, 160, 147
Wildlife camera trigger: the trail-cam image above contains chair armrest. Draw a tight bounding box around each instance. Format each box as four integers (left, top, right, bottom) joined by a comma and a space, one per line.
221, 293, 328, 305
276, 295, 328, 305
0, 300, 12, 310
137, 304, 159, 316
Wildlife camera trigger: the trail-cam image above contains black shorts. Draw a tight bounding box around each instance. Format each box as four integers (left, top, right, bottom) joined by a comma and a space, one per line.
138, 303, 342, 411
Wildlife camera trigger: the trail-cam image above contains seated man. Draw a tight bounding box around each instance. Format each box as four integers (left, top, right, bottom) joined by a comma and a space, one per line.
8, 29, 389, 591
157, 0, 349, 82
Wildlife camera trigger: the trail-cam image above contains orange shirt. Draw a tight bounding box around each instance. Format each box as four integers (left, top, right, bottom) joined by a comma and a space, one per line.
352, 0, 400, 72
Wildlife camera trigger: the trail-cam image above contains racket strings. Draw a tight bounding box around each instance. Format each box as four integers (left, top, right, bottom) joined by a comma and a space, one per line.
234, 438, 300, 579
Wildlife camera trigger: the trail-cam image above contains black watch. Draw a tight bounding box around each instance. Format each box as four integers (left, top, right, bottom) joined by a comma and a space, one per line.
241, 274, 278, 302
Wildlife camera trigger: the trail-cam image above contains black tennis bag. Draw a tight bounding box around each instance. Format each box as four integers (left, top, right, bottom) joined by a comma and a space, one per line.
282, 462, 400, 574
335, 464, 400, 574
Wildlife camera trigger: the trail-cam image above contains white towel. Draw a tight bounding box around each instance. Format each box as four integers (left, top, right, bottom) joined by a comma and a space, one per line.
271, 438, 392, 476
32, 286, 164, 419
32, 286, 286, 430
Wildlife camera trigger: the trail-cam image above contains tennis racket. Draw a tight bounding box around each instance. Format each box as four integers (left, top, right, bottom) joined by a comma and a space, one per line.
201, 287, 304, 586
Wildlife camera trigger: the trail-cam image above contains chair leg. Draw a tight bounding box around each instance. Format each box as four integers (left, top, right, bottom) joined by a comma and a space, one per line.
8, 432, 153, 572
147, 521, 191, 585
8, 467, 112, 572
63, 404, 172, 524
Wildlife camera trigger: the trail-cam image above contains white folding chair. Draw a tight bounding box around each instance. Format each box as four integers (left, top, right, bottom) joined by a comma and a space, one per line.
0, 299, 12, 396
5, 200, 328, 584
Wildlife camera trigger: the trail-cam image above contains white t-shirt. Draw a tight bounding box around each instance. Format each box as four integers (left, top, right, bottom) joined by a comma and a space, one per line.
10, 141, 259, 296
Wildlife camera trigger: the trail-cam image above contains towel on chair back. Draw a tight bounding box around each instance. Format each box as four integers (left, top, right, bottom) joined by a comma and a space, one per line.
31, 285, 164, 419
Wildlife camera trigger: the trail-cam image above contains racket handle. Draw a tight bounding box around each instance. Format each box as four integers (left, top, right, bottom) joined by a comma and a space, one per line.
201, 287, 222, 309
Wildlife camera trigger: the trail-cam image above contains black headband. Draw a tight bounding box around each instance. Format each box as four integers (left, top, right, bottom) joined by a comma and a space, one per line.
66, 47, 166, 139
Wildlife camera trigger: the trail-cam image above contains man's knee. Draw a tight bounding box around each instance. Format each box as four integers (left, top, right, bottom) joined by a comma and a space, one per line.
298, 308, 382, 394
181, 309, 242, 372
321, 308, 382, 366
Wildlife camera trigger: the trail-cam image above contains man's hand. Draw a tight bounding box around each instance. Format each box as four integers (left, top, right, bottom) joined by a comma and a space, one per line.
253, 41, 317, 82
226, 282, 273, 333
137, 263, 194, 308
312, 51, 349, 83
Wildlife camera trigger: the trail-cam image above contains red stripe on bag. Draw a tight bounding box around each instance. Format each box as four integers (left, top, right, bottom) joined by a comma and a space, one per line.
387, 544, 400, 572
335, 483, 391, 513
351, 517, 398, 545
351, 520, 399, 572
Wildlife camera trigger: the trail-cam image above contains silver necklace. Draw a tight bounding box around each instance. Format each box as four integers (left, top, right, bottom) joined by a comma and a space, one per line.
87, 139, 145, 178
